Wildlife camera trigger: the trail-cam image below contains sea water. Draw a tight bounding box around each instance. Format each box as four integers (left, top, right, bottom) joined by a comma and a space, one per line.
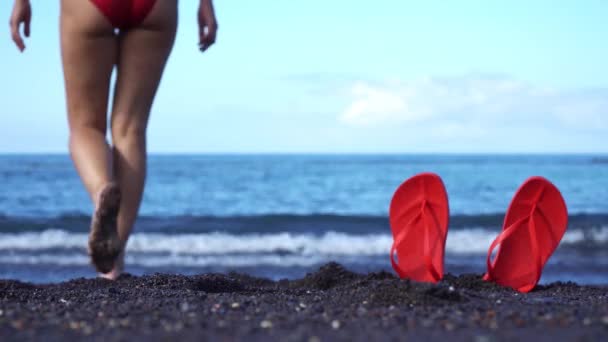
0, 154, 607, 284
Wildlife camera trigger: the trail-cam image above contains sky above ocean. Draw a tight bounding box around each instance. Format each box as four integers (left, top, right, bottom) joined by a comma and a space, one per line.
1, 0, 607, 153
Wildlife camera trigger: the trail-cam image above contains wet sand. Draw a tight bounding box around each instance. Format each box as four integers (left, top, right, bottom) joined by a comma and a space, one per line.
1, 263, 607, 341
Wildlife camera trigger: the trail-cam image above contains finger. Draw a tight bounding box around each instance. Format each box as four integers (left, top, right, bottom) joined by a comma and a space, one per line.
198, 39, 210, 52
10, 20, 25, 51
199, 39, 211, 52
207, 25, 217, 43
24, 18, 30, 37
198, 35, 208, 52
198, 36, 209, 52
197, 12, 205, 43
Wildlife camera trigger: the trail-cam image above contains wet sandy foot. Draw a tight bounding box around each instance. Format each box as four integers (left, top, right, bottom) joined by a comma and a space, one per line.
88, 183, 122, 274
99, 250, 125, 280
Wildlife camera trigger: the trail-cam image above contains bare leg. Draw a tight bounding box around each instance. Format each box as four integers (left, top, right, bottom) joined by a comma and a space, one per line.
60, 0, 122, 274
60, 0, 116, 200
107, 0, 178, 278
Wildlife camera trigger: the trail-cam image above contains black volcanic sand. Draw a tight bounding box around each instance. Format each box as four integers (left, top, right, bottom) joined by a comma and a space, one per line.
1, 263, 607, 341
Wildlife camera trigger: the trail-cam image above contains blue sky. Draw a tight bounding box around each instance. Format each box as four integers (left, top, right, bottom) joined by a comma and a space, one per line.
1, 0, 607, 153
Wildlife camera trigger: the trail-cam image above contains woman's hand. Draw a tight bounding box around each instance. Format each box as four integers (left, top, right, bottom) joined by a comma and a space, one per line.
198, 0, 217, 52
9, 0, 32, 52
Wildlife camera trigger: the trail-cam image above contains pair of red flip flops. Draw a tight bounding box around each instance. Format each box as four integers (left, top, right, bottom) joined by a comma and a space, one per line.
389, 173, 568, 293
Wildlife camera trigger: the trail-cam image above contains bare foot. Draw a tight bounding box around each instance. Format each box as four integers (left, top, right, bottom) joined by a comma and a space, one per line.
99, 250, 125, 280
88, 183, 122, 274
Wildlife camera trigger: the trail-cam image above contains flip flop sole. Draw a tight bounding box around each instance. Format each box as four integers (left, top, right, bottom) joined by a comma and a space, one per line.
389, 173, 449, 283
484, 176, 568, 292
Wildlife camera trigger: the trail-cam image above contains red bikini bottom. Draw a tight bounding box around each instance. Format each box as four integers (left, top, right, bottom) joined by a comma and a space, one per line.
90, 0, 157, 30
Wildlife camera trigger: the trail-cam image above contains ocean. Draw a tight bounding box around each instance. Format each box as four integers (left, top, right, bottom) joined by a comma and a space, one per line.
0, 154, 607, 284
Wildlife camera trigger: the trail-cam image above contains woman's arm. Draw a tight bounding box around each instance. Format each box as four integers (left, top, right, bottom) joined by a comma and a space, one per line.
198, 0, 217, 52
9, 0, 32, 52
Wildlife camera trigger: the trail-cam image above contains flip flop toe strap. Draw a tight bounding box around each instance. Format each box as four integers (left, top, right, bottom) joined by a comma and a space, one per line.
527, 207, 543, 284
486, 215, 528, 280
390, 201, 442, 282
422, 202, 442, 281
486, 213, 543, 288
390, 241, 441, 282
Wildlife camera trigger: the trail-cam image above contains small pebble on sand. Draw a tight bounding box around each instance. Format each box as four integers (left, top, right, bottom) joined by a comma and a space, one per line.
260, 320, 273, 329
474, 335, 490, 342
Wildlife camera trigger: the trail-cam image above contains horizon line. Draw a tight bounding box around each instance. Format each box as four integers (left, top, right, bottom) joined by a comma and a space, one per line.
1, 152, 607, 156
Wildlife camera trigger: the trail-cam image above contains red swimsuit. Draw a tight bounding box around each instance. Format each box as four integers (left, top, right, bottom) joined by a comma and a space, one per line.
90, 0, 157, 30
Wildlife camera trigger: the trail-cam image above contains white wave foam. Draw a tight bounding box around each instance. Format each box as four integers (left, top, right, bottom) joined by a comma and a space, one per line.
0, 227, 606, 258
0, 253, 329, 268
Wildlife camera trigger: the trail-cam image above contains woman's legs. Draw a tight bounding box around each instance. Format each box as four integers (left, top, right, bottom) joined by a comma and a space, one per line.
109, 0, 178, 275
60, 0, 177, 278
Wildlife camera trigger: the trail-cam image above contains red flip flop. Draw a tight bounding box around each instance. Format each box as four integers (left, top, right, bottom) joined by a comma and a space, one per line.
389, 173, 449, 283
483, 176, 568, 293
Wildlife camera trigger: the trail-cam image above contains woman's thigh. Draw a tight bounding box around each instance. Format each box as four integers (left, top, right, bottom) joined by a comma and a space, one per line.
110, 0, 178, 137
60, 0, 117, 131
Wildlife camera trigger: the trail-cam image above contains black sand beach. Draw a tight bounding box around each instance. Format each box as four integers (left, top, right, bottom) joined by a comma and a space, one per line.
1, 263, 607, 341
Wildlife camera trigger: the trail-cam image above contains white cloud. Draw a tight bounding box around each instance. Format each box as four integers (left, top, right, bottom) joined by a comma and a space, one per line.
342, 82, 413, 125
339, 75, 608, 130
